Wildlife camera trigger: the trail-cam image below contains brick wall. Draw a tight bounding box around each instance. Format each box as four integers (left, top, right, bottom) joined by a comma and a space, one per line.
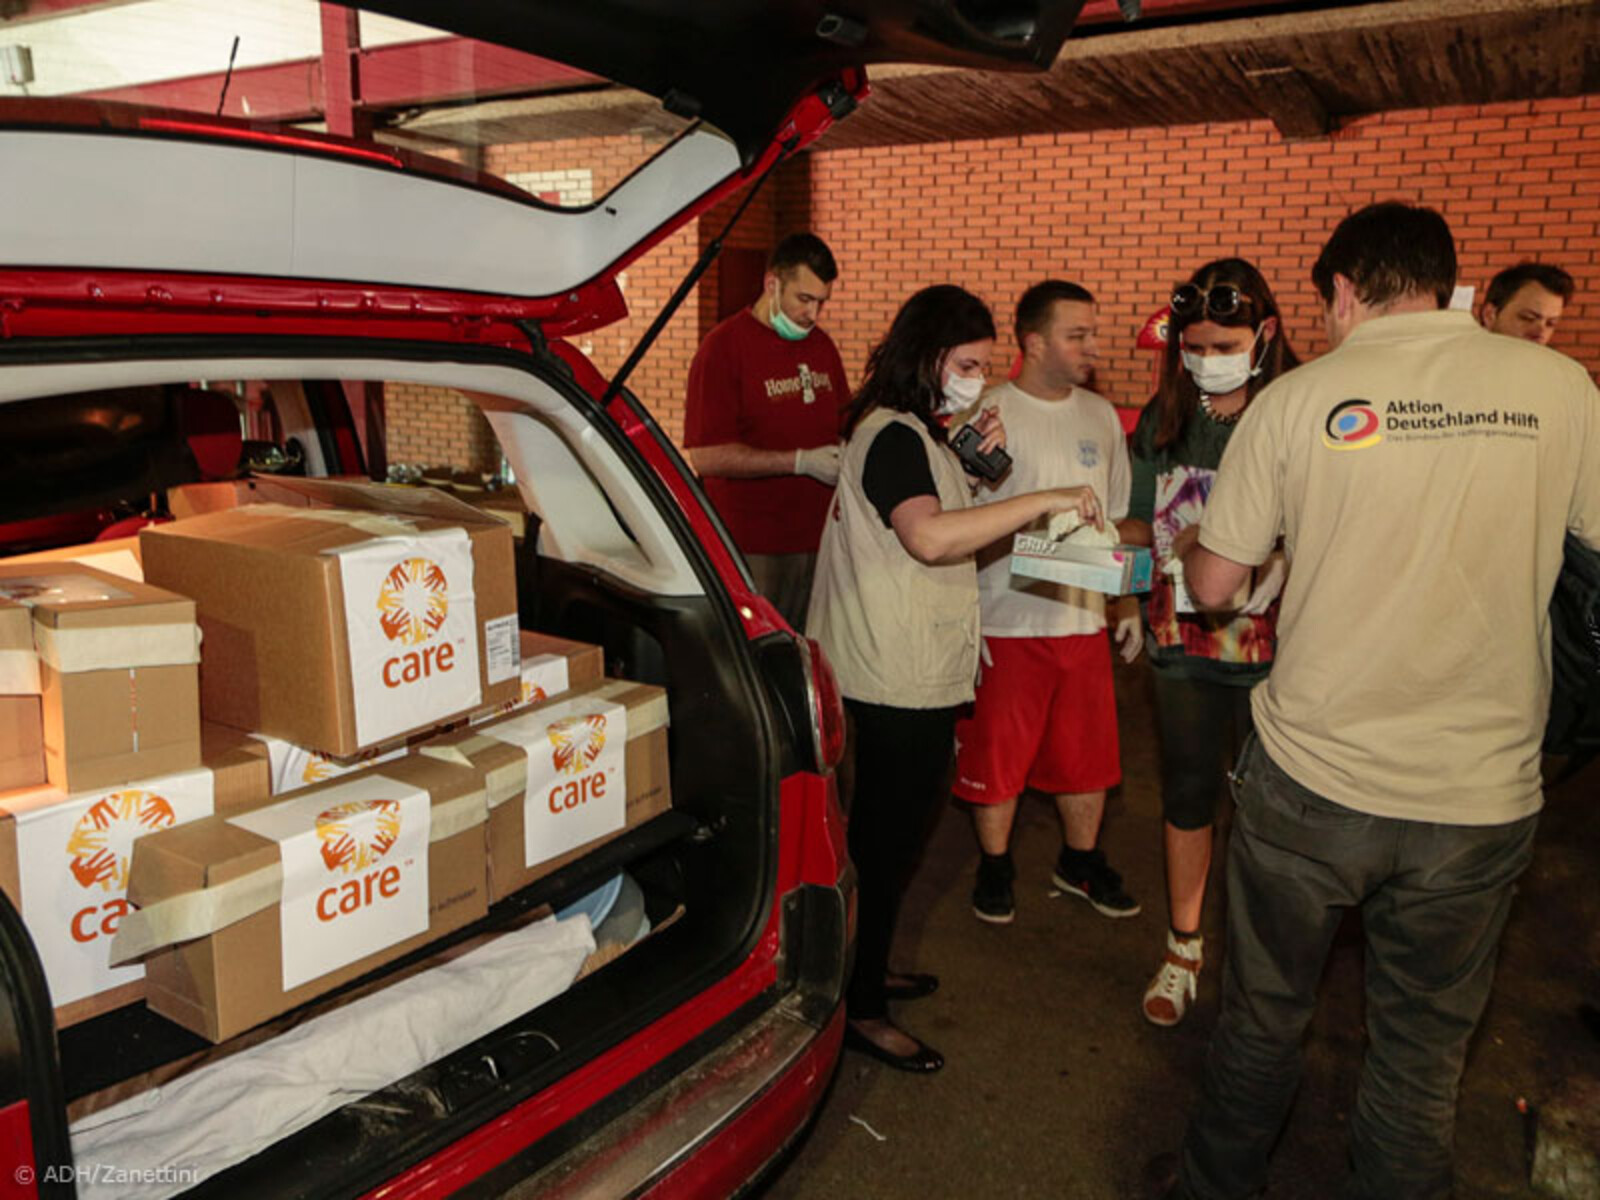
386, 94, 1600, 465
804, 95, 1600, 415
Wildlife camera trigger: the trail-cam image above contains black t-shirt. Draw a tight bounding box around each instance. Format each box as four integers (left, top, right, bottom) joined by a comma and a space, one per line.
862, 422, 938, 527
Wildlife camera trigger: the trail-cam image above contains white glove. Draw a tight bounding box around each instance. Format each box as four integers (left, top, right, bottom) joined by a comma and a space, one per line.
1240, 551, 1287, 616
794, 444, 841, 485
1114, 614, 1143, 663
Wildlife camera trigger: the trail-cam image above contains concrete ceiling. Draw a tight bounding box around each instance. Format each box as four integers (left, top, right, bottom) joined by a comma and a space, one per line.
385, 0, 1600, 151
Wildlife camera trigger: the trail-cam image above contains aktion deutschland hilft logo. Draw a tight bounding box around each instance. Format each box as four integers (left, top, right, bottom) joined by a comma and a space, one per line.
66, 790, 177, 944
316, 799, 401, 875
1323, 399, 1384, 451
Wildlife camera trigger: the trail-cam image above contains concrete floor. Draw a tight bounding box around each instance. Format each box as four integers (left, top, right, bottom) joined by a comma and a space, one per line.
759, 657, 1600, 1200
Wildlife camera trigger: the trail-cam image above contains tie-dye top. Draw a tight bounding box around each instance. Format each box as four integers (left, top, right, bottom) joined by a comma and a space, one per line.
1129, 401, 1277, 684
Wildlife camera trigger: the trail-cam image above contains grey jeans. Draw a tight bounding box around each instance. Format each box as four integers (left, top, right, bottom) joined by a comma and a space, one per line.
746, 551, 817, 633
1179, 736, 1538, 1200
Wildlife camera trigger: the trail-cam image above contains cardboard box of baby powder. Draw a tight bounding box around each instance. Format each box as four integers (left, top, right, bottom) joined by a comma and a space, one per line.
0, 734, 267, 1028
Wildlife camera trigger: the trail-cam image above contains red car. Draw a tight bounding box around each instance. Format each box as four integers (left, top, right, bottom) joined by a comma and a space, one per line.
0, 3, 1078, 1196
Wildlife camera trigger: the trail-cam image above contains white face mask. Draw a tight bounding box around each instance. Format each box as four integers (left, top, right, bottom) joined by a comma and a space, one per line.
937, 371, 984, 416
1182, 326, 1268, 396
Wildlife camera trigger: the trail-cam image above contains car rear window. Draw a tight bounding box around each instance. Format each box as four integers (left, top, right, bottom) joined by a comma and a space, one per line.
0, 0, 692, 208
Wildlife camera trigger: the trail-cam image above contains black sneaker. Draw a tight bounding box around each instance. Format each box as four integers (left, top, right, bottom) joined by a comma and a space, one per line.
1052, 847, 1141, 918
972, 852, 1016, 924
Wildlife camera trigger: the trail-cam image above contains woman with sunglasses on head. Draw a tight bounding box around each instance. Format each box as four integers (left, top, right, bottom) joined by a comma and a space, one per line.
1125, 258, 1301, 1028
808, 284, 1103, 1072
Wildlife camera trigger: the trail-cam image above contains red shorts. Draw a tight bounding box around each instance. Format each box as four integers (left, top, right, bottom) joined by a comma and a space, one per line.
952, 633, 1121, 803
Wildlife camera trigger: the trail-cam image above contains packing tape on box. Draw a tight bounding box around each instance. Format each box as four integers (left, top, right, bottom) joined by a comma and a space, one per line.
106, 775, 487, 965
31, 621, 201, 673
235, 501, 424, 541
440, 681, 670, 811
0, 648, 40, 694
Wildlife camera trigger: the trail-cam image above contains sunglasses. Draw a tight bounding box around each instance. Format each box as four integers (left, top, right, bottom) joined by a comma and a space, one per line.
1170, 283, 1255, 321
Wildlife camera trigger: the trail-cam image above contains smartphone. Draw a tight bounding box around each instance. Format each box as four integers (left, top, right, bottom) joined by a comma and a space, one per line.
950, 423, 1013, 482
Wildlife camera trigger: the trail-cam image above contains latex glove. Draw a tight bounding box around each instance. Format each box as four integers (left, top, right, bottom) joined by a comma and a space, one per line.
1240, 551, 1287, 615
1111, 596, 1143, 663
794, 444, 841, 485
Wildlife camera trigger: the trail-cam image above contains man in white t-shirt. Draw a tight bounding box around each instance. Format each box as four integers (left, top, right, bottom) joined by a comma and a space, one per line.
953, 281, 1144, 925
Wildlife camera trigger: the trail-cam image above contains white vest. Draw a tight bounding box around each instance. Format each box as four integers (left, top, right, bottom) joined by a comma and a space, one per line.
806, 408, 980, 708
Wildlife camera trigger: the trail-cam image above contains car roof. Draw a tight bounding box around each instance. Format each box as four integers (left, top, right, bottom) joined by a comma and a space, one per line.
358, 0, 1081, 165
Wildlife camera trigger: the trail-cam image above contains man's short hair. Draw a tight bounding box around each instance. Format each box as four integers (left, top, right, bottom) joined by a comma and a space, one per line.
1311, 201, 1457, 309
768, 233, 838, 284
1485, 261, 1575, 309
1015, 280, 1096, 347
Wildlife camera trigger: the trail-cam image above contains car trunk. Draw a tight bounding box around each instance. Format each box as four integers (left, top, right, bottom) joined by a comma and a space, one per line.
0, 341, 805, 1196
0, 2, 1084, 1188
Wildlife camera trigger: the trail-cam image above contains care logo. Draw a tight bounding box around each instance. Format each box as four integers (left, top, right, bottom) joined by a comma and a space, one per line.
66, 790, 177, 893
377, 556, 458, 688
313, 799, 406, 923
377, 557, 449, 645
548, 714, 608, 777
315, 799, 401, 875
65, 789, 176, 944
1322, 399, 1383, 451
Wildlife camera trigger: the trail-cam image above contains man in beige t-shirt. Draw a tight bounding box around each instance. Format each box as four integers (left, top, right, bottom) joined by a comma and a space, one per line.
1161, 203, 1600, 1200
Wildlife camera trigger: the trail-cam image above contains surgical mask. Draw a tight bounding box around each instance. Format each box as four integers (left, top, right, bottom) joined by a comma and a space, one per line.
769, 288, 812, 341
1182, 326, 1267, 396
936, 371, 984, 416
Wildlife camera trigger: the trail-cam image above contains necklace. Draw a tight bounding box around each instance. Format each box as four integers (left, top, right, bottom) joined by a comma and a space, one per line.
1199, 393, 1243, 425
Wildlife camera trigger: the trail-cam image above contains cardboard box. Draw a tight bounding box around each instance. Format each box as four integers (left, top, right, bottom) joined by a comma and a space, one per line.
0, 697, 44, 791
1010, 534, 1154, 596
140, 478, 520, 757
0, 601, 44, 790
247, 630, 605, 796
423, 678, 671, 903
0, 564, 201, 794
0, 738, 269, 1028
470, 629, 604, 725
4, 537, 144, 583
114, 752, 488, 1042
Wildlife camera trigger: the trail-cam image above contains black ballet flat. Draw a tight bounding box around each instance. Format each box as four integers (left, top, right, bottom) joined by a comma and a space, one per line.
843, 1023, 944, 1073
882, 973, 939, 1002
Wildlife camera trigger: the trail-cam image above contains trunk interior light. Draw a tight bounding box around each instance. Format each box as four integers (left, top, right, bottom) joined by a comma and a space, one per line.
801, 637, 847, 771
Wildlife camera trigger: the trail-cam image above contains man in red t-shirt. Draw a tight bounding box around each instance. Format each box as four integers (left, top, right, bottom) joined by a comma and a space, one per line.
684, 233, 851, 629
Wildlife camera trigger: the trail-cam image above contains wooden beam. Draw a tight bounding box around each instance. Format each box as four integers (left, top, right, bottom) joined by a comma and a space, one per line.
1238, 61, 1330, 140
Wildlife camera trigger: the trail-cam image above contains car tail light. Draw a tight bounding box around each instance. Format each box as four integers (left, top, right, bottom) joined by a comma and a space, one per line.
798, 637, 846, 771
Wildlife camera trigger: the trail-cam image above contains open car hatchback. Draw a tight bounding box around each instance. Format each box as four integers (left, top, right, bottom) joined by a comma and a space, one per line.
0, 2, 1081, 1196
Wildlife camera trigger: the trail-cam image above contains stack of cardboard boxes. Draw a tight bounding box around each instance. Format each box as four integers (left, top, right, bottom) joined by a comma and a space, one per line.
0, 480, 672, 1043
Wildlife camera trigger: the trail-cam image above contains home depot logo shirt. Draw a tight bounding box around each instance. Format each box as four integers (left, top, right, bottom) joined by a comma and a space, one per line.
229, 776, 430, 991
7, 768, 214, 1008
334, 528, 482, 747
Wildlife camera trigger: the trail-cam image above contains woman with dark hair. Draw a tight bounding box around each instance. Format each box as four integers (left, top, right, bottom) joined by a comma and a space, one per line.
1125, 257, 1301, 1028
808, 284, 1103, 1072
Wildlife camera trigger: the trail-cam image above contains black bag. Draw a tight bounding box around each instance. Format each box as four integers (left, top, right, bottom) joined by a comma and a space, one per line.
1543, 533, 1600, 778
